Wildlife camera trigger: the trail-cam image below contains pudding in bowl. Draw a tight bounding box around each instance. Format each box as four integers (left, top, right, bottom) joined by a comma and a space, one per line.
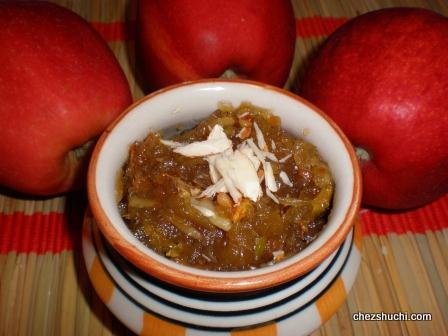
88, 79, 361, 292
117, 102, 334, 271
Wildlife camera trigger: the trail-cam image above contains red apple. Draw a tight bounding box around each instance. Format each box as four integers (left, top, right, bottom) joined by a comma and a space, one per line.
0, 2, 132, 195
138, 0, 296, 90
300, 8, 448, 209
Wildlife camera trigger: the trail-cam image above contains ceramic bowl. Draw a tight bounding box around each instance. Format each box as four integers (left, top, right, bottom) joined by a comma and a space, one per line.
87, 79, 362, 293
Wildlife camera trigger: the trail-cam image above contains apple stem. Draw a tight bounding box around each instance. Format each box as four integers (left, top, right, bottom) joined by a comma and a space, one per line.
355, 146, 371, 162
220, 69, 238, 79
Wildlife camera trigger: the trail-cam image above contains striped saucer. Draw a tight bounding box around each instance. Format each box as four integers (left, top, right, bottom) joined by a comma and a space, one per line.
83, 213, 361, 336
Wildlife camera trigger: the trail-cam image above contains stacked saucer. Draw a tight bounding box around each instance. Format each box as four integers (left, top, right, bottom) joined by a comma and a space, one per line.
82, 213, 361, 336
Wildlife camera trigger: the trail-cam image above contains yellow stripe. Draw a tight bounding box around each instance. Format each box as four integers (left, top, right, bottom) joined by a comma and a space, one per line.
89, 256, 114, 303
231, 323, 277, 336
315, 276, 347, 323
354, 217, 362, 251
141, 312, 186, 336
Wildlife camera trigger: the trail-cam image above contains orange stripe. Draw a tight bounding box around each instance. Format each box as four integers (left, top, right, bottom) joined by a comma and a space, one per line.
231, 323, 277, 336
0, 212, 74, 254
315, 277, 347, 323
141, 312, 186, 336
89, 256, 114, 303
361, 194, 448, 235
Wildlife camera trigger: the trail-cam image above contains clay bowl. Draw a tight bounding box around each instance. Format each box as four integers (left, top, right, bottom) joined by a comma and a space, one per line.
87, 79, 362, 293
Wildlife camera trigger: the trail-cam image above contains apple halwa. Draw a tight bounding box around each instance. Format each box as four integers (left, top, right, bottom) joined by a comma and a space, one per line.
116, 102, 334, 271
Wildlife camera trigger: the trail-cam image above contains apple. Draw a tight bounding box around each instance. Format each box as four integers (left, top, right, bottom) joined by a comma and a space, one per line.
0, 2, 132, 195
137, 0, 296, 90
300, 8, 448, 209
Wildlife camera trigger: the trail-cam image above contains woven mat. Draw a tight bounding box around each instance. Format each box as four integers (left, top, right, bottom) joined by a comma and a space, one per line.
1, 1, 447, 335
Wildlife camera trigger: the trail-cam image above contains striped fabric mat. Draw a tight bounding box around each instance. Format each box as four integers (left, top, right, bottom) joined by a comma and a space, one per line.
1, 1, 447, 335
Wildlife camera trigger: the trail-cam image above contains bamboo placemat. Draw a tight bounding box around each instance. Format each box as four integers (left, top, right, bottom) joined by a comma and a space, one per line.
1, 1, 447, 335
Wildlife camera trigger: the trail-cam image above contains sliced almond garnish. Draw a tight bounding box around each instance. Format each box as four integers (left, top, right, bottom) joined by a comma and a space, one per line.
160, 139, 185, 148
165, 110, 289, 211
214, 155, 243, 203
190, 198, 232, 231
266, 188, 279, 204
206, 155, 221, 183
214, 150, 262, 203
173, 125, 232, 157
238, 111, 250, 119
279, 171, 293, 187
263, 161, 278, 192
253, 121, 267, 151
238, 142, 261, 171
263, 151, 278, 162
245, 138, 278, 193
245, 138, 266, 161
200, 178, 226, 199
279, 154, 292, 163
